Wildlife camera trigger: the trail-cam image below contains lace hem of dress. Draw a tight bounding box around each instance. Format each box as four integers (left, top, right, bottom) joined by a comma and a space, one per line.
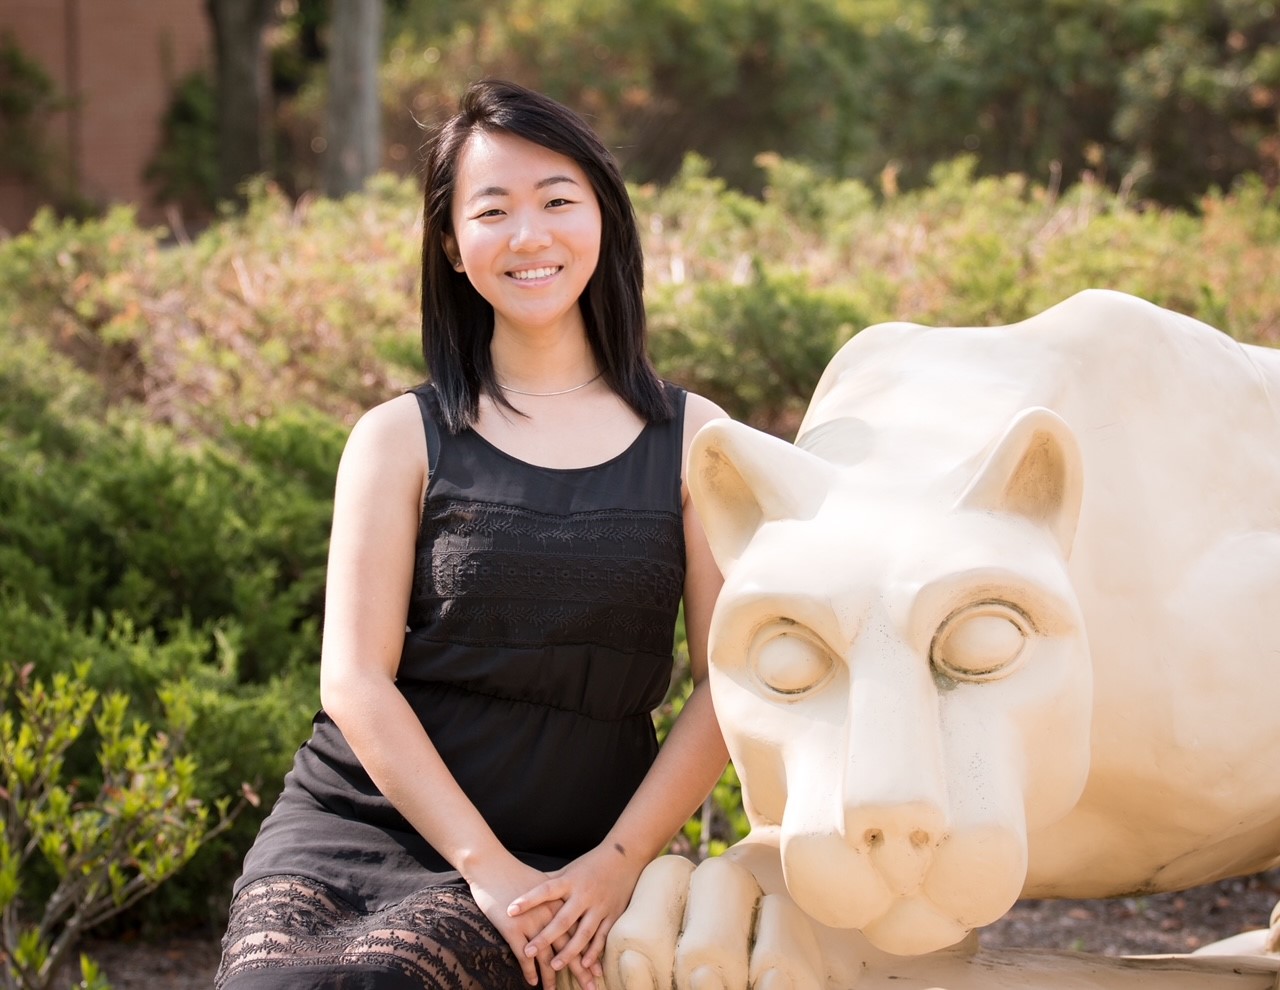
216, 875, 531, 990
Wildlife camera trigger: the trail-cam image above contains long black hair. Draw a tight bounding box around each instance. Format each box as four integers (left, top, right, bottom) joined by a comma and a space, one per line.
420, 79, 672, 434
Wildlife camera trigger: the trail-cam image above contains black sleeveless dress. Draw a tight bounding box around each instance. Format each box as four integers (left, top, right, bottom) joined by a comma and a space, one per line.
217, 385, 687, 989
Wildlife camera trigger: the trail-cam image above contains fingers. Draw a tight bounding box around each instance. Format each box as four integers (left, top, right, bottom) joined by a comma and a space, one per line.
520, 931, 552, 988
536, 907, 605, 990
509, 931, 540, 987
605, 855, 695, 990
536, 950, 558, 990
511, 877, 573, 917
562, 952, 598, 990
519, 853, 634, 981
538, 919, 576, 988
519, 924, 596, 990
673, 856, 761, 990
549, 909, 602, 972
530, 927, 565, 990
524, 900, 584, 961
579, 916, 613, 971
542, 917, 598, 990
497, 906, 563, 988
558, 966, 599, 990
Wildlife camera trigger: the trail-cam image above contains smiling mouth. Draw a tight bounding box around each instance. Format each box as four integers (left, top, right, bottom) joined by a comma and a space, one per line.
508, 266, 561, 280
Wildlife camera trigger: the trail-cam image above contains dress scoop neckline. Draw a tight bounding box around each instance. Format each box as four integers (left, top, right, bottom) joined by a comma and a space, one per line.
466, 420, 652, 473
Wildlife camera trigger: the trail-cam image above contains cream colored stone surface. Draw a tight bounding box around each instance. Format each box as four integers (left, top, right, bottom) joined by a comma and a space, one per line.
606, 290, 1280, 989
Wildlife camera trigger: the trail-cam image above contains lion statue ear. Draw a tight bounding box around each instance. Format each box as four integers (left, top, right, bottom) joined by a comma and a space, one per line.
956, 407, 1084, 557
689, 420, 837, 574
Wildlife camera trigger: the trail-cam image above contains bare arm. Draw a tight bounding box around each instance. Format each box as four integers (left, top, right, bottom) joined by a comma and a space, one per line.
510, 392, 731, 976
317, 393, 573, 989
602, 392, 730, 862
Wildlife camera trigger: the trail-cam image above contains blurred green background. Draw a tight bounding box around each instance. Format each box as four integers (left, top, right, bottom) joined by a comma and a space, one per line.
1, 0, 1277, 942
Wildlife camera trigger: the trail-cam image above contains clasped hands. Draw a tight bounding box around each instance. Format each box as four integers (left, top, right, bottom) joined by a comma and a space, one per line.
471, 843, 641, 990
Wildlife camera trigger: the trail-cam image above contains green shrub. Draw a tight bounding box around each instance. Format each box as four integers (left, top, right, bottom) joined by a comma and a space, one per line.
650, 266, 868, 429
0, 661, 239, 989
0, 405, 337, 683
0, 599, 316, 931
0, 326, 329, 929
0, 180, 423, 436
0, 321, 343, 677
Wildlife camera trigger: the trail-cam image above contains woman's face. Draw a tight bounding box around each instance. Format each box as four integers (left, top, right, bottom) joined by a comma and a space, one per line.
446, 129, 602, 340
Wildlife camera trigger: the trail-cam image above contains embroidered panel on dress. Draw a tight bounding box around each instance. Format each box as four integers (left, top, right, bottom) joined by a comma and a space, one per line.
408, 498, 684, 655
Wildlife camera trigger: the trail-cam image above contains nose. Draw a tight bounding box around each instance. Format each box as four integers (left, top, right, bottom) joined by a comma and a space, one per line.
840, 621, 949, 893
509, 212, 552, 252
844, 800, 946, 894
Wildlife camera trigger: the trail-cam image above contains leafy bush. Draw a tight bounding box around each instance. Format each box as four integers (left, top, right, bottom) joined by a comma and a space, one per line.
0, 183, 423, 435
0, 327, 326, 929
0, 599, 316, 931
0, 661, 238, 989
0, 335, 340, 681
650, 267, 868, 429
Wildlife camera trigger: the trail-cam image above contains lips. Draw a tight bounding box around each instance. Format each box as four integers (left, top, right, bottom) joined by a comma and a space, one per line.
508, 266, 561, 280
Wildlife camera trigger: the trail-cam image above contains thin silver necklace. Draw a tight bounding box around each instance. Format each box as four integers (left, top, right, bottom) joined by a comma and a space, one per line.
497, 372, 602, 397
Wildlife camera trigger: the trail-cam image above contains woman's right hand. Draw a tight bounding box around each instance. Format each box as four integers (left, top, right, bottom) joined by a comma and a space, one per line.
468, 855, 596, 990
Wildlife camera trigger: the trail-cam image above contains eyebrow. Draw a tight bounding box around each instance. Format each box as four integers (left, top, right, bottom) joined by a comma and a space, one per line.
466, 175, 581, 204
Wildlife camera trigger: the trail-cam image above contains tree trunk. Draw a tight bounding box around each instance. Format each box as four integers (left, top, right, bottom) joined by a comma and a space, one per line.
205, 0, 275, 203
323, 0, 383, 197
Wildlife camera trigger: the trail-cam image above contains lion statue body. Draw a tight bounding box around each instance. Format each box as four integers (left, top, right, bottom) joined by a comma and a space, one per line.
605, 290, 1280, 989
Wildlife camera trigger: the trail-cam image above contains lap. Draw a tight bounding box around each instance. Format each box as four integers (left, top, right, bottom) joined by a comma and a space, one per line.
216, 875, 529, 990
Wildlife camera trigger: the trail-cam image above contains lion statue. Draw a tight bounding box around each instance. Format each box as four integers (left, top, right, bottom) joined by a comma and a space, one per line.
605, 290, 1280, 990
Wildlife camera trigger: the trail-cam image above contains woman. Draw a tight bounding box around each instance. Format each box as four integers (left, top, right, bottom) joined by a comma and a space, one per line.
216, 79, 728, 990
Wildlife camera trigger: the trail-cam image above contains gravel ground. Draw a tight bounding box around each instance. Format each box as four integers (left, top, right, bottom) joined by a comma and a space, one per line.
79, 869, 1280, 988
980, 868, 1280, 956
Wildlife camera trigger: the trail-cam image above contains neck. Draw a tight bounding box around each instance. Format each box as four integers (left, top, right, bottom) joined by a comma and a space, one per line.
490, 321, 598, 395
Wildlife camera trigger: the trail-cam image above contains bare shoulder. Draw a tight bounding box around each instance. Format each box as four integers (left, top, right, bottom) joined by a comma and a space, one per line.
347, 391, 425, 445
681, 390, 731, 450
339, 391, 429, 482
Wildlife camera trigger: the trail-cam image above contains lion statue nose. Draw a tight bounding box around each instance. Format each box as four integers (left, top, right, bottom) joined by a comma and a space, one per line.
845, 801, 946, 895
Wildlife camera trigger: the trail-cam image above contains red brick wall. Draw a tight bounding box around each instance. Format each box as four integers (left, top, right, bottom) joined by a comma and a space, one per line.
0, 0, 211, 232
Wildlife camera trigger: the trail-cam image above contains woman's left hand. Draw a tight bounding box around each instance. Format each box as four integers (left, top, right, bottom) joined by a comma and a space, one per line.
507, 842, 644, 988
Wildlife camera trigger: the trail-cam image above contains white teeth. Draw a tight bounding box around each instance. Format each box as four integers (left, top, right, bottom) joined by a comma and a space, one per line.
510, 266, 558, 280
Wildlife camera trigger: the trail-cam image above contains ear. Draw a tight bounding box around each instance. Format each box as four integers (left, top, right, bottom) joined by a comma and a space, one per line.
956, 407, 1084, 557
442, 234, 463, 271
690, 419, 837, 574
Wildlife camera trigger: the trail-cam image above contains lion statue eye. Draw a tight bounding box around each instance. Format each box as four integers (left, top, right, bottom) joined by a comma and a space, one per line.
930, 602, 1030, 682
751, 624, 835, 697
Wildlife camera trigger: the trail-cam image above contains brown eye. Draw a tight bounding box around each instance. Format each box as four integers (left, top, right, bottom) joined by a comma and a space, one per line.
752, 624, 835, 697
931, 602, 1029, 682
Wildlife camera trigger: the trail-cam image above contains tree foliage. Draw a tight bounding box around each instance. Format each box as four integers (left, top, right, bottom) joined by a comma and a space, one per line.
373, 0, 1278, 204
143, 0, 1279, 213
0, 32, 89, 219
